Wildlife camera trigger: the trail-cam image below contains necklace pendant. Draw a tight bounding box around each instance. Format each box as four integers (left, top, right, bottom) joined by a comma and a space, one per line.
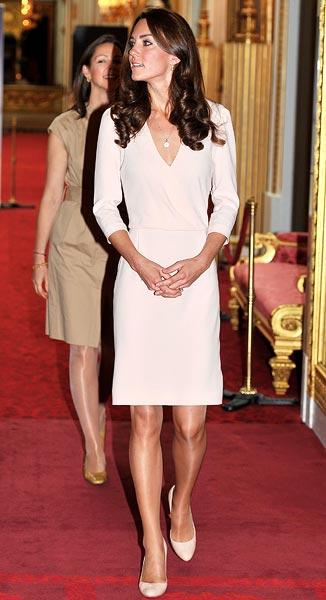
163, 139, 170, 149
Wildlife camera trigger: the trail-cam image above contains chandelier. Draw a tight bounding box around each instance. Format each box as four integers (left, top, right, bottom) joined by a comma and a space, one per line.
21, 0, 33, 28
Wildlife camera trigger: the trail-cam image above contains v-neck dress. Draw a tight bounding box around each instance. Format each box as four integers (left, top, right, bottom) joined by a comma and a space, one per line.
94, 102, 239, 405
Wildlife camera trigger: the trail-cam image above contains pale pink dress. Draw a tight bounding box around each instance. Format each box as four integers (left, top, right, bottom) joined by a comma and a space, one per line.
94, 102, 239, 405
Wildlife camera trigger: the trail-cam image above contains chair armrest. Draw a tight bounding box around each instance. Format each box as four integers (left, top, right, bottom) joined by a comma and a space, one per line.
254, 233, 278, 263
297, 273, 307, 293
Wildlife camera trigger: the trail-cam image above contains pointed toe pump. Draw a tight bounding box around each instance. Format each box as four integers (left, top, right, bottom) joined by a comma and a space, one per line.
139, 539, 168, 598
83, 417, 108, 485
168, 485, 196, 562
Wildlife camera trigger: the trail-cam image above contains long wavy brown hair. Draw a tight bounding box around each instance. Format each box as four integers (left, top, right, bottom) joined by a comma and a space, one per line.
111, 8, 224, 150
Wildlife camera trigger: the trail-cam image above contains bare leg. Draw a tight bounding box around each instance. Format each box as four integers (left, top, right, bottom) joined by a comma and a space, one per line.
171, 406, 207, 541
129, 406, 166, 582
96, 345, 106, 441
69, 344, 106, 472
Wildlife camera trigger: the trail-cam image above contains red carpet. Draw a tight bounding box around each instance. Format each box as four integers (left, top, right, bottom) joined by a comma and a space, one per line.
1, 419, 326, 599
1, 132, 325, 600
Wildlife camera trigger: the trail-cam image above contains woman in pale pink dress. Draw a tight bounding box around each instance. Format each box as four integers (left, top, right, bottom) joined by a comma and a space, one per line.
94, 8, 239, 598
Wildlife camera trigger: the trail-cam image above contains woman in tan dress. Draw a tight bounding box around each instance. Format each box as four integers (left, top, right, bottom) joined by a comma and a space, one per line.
32, 35, 122, 484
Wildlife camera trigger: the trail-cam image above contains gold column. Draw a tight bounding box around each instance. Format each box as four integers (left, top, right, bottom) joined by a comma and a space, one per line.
268, 0, 288, 195
197, 0, 221, 102
305, 0, 326, 415
174, 1, 193, 24
222, 0, 273, 233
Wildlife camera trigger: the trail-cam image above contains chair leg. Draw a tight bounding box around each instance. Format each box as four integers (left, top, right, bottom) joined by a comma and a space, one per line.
269, 350, 296, 396
229, 288, 240, 331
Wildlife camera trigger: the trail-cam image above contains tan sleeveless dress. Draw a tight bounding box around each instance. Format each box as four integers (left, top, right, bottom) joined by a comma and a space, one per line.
46, 109, 109, 347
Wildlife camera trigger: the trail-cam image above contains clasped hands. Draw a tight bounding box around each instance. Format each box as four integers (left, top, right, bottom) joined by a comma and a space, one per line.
135, 255, 210, 298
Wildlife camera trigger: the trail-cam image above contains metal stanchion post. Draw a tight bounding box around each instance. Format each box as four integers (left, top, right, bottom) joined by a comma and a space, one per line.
223, 198, 298, 411
239, 198, 257, 396
9, 116, 17, 204
0, 116, 35, 209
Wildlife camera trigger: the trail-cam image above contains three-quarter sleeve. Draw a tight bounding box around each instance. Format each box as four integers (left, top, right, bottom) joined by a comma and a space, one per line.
208, 104, 239, 243
93, 108, 127, 240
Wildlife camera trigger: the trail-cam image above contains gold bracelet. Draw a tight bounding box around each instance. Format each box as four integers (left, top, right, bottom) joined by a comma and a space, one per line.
33, 251, 46, 256
32, 262, 48, 270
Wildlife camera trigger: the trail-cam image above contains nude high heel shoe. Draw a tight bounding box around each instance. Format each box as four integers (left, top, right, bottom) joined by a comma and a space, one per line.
139, 539, 168, 598
168, 485, 196, 561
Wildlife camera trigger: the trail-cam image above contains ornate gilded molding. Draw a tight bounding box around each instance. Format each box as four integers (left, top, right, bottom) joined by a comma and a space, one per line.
254, 232, 278, 262
270, 305, 303, 395
227, 0, 273, 43
269, 353, 295, 395
297, 274, 307, 294
235, 0, 260, 42
97, 0, 136, 24
315, 364, 326, 413
306, 0, 326, 416
227, 0, 240, 41
271, 305, 304, 339
4, 84, 63, 113
197, 0, 212, 46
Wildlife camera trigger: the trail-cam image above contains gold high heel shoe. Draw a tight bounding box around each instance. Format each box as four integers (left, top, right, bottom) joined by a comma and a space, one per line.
83, 409, 107, 485
139, 538, 168, 598
83, 457, 107, 485
168, 485, 196, 561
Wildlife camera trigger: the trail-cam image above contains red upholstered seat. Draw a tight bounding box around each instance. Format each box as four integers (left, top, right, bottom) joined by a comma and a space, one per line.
234, 262, 307, 320
276, 231, 308, 243
274, 232, 308, 264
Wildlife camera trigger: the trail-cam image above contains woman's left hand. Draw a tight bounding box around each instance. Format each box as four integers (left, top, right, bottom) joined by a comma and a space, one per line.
155, 255, 211, 293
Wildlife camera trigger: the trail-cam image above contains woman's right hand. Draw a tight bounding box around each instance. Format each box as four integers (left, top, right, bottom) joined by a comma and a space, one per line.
134, 256, 181, 298
32, 264, 48, 299
108, 231, 181, 298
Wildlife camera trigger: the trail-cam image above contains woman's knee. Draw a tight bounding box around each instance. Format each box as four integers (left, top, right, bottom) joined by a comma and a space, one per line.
174, 414, 206, 443
69, 344, 98, 365
130, 406, 163, 440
